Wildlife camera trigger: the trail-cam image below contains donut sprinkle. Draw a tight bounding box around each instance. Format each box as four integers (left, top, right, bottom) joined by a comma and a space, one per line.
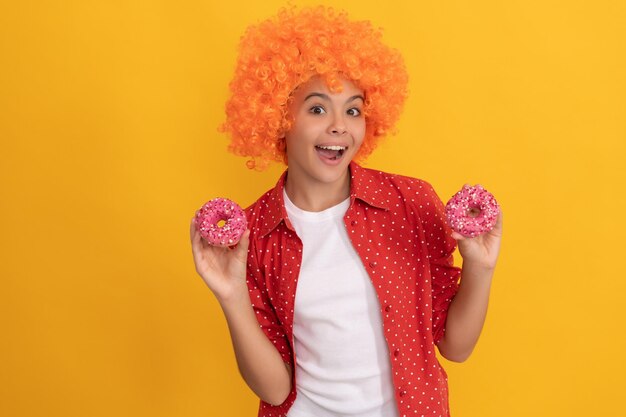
195, 198, 247, 247
445, 184, 500, 238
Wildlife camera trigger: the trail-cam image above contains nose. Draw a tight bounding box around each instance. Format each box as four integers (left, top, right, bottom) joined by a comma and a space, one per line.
327, 111, 347, 135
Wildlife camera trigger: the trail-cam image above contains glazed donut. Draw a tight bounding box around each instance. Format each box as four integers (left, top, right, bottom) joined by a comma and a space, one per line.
445, 184, 500, 238
195, 198, 247, 247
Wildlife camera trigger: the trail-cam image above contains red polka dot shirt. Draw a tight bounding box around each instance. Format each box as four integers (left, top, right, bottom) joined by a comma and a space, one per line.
244, 162, 461, 417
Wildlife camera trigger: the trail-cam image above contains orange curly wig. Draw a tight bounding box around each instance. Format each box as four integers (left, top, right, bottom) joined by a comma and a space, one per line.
220, 5, 409, 170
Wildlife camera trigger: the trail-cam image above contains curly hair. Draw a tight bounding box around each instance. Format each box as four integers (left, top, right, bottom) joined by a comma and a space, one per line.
220, 5, 409, 170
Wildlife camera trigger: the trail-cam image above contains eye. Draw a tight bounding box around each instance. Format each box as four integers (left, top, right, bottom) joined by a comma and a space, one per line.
309, 105, 326, 115
347, 107, 362, 117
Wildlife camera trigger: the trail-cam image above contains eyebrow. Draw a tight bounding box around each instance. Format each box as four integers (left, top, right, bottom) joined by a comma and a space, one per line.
304, 92, 365, 104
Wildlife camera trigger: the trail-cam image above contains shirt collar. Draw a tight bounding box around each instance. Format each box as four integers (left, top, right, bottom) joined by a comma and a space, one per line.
258, 161, 390, 238
348, 161, 391, 212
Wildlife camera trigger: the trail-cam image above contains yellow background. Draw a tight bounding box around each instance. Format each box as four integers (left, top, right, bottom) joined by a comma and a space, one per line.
1, 0, 624, 416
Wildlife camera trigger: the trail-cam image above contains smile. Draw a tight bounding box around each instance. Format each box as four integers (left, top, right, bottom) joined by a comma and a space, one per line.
315, 145, 347, 161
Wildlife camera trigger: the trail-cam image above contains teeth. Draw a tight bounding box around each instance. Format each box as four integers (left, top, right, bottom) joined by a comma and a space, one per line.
316, 145, 346, 150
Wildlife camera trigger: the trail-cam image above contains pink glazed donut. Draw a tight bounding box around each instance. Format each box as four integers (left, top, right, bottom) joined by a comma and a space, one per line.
195, 198, 247, 247
445, 184, 500, 238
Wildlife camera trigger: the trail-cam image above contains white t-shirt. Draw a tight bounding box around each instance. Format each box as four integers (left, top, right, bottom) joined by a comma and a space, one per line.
284, 190, 399, 417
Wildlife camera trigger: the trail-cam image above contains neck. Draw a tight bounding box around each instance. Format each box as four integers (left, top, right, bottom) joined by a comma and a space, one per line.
284, 168, 351, 212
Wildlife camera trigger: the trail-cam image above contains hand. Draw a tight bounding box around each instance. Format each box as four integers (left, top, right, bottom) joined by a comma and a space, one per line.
451, 211, 503, 271
189, 217, 251, 305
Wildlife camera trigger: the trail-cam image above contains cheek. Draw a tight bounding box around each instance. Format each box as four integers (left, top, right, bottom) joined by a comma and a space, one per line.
352, 119, 367, 143
289, 119, 321, 142
284, 124, 311, 156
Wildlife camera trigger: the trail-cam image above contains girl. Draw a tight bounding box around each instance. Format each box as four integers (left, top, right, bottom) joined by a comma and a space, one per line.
190, 6, 502, 417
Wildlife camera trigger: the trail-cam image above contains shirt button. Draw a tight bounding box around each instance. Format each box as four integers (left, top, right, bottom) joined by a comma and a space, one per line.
351, 220, 357, 226
399, 390, 407, 397
394, 349, 400, 357
385, 305, 391, 312
369, 261, 377, 268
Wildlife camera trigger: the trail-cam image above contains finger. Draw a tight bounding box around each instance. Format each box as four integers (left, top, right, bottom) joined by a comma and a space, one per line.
190, 218, 205, 259
191, 218, 205, 245
233, 229, 251, 263
190, 217, 197, 241
190, 218, 200, 245
493, 211, 503, 233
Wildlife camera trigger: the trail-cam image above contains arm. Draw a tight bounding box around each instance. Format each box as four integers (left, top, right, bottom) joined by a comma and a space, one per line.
415, 181, 503, 362
220, 291, 293, 405
189, 220, 292, 405
436, 213, 503, 362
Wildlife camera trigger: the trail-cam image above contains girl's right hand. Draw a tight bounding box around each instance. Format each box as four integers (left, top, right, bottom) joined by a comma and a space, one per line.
189, 217, 251, 305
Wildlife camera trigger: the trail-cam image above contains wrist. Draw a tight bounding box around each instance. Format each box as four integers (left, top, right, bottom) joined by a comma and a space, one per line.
461, 260, 496, 280
217, 287, 251, 313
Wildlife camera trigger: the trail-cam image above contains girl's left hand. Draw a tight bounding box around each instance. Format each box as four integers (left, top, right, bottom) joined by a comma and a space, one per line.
451, 212, 503, 270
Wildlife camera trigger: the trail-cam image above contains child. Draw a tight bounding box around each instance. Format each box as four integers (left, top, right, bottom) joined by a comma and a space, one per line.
190, 6, 502, 417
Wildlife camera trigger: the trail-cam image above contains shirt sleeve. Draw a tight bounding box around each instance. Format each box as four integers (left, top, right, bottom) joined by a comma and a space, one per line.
419, 181, 462, 345
246, 237, 293, 365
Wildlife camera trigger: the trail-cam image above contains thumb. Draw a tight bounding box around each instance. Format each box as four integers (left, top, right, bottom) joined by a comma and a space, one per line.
233, 229, 251, 263
451, 231, 466, 241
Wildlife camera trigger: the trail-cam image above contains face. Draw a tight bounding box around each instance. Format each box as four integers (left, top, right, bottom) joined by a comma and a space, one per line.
284, 75, 366, 189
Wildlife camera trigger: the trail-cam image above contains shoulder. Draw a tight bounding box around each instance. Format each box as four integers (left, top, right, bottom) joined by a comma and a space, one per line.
243, 187, 274, 228
358, 165, 440, 203
243, 188, 270, 217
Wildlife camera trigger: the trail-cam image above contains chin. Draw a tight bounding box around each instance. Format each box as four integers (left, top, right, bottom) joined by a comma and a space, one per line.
312, 158, 352, 181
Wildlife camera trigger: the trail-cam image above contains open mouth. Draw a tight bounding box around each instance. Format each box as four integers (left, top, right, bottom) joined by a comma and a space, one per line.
315, 145, 347, 161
